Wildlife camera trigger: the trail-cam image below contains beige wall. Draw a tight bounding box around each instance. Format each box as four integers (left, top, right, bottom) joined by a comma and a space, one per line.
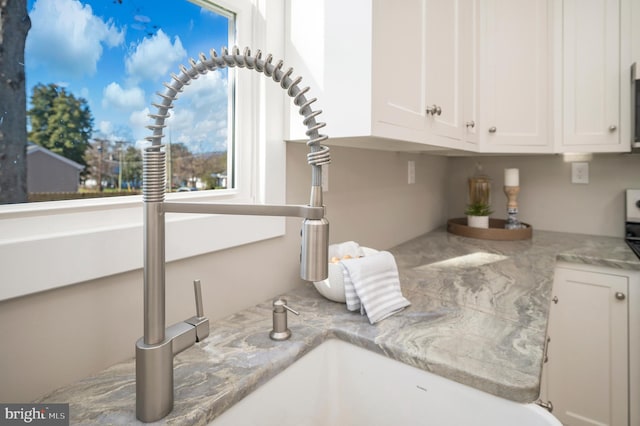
0, 142, 448, 402
446, 153, 640, 237
286, 143, 448, 248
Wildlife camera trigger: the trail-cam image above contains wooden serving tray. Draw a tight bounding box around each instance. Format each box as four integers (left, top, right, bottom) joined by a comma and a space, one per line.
447, 218, 532, 241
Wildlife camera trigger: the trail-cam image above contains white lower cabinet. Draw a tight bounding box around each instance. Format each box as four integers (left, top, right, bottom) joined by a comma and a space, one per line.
541, 262, 640, 426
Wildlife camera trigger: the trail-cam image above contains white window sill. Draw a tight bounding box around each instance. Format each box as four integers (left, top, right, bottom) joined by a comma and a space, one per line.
0, 191, 284, 301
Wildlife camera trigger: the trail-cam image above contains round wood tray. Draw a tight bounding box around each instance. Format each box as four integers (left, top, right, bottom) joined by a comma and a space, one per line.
447, 218, 532, 241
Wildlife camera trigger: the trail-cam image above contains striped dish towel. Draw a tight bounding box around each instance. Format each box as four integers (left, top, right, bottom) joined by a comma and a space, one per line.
341, 251, 410, 324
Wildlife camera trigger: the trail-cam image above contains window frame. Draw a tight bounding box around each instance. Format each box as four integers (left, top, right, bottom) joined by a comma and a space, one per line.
0, 0, 287, 301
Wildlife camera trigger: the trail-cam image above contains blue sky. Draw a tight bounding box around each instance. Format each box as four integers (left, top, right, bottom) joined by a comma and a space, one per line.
25, 0, 231, 152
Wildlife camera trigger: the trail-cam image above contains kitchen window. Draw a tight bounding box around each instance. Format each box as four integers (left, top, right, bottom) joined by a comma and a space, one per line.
0, 0, 286, 301
22, 0, 236, 200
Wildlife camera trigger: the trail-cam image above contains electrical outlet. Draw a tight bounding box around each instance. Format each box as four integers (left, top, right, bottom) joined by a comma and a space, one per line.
408, 160, 415, 184
571, 162, 589, 184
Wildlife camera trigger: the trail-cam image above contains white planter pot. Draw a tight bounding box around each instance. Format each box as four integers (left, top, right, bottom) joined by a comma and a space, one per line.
467, 215, 489, 229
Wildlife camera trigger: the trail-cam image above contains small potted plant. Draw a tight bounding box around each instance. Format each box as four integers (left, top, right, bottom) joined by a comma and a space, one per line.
465, 202, 493, 229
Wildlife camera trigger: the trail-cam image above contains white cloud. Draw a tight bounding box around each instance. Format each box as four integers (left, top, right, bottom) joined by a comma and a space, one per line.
79, 87, 90, 100
134, 15, 151, 24
94, 120, 135, 143
26, 0, 125, 77
163, 71, 229, 152
128, 71, 228, 152
98, 121, 113, 135
102, 82, 146, 110
130, 108, 152, 144
125, 30, 187, 82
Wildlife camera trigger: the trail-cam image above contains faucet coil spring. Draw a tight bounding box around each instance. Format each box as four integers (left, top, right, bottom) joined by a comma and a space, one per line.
143, 46, 330, 201
142, 148, 166, 203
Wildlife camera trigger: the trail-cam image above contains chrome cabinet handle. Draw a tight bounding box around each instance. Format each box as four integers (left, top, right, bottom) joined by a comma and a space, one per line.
609, 125, 617, 132
488, 126, 497, 133
552, 296, 558, 304
465, 121, 475, 129
536, 400, 553, 413
543, 336, 551, 363
426, 105, 442, 116
615, 292, 626, 301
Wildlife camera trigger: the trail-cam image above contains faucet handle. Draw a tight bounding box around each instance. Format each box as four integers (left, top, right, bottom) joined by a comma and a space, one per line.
274, 298, 300, 316
193, 279, 204, 318
185, 280, 209, 342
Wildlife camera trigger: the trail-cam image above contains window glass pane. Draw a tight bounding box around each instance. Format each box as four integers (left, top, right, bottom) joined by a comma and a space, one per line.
22, 0, 233, 202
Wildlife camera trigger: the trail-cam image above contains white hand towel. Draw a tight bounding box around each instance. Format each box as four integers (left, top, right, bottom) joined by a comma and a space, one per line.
340, 251, 410, 324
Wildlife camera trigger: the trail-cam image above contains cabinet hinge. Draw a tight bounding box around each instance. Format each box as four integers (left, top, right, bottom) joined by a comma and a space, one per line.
536, 399, 553, 412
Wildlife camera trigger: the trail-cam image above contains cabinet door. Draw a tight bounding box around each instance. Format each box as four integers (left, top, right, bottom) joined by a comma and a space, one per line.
424, 0, 478, 149
546, 267, 629, 426
560, 0, 625, 151
460, 0, 478, 146
373, 0, 427, 134
479, 0, 551, 152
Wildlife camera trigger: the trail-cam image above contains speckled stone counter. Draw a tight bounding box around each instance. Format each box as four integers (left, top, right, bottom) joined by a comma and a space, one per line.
39, 228, 640, 425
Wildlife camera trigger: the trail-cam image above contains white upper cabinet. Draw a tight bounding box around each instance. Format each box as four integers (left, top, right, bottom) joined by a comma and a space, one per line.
285, 0, 477, 152
285, 0, 433, 152
556, 0, 631, 152
423, 0, 478, 150
371, 0, 429, 140
284, 1, 370, 142
478, 0, 552, 153
285, 0, 632, 154
371, 0, 478, 151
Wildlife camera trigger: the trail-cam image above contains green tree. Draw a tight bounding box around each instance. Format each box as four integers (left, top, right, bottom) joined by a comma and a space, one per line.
122, 145, 142, 189
28, 83, 94, 170
201, 152, 227, 189
168, 142, 195, 189
84, 138, 114, 192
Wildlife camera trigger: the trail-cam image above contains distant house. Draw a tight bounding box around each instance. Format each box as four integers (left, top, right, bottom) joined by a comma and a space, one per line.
27, 143, 84, 193
210, 172, 227, 189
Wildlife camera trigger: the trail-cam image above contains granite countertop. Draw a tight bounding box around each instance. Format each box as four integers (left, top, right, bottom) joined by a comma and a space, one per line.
40, 227, 640, 425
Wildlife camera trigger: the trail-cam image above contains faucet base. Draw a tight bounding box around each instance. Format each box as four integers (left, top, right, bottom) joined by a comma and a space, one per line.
269, 329, 292, 341
136, 338, 174, 422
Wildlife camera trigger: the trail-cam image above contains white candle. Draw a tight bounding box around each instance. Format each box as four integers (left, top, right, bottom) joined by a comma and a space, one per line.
504, 168, 519, 187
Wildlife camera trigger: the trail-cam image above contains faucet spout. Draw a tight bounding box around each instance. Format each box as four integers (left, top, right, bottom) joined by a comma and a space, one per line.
136, 46, 331, 422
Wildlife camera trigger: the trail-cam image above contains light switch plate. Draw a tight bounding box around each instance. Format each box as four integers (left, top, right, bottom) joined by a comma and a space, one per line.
571, 162, 589, 184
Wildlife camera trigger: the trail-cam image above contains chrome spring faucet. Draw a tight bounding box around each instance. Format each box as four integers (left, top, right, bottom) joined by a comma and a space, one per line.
136, 46, 331, 422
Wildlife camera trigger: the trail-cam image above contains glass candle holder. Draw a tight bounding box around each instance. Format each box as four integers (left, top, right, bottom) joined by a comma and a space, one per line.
468, 176, 491, 206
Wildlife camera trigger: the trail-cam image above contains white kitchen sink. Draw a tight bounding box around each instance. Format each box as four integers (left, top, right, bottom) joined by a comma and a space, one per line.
210, 339, 561, 426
